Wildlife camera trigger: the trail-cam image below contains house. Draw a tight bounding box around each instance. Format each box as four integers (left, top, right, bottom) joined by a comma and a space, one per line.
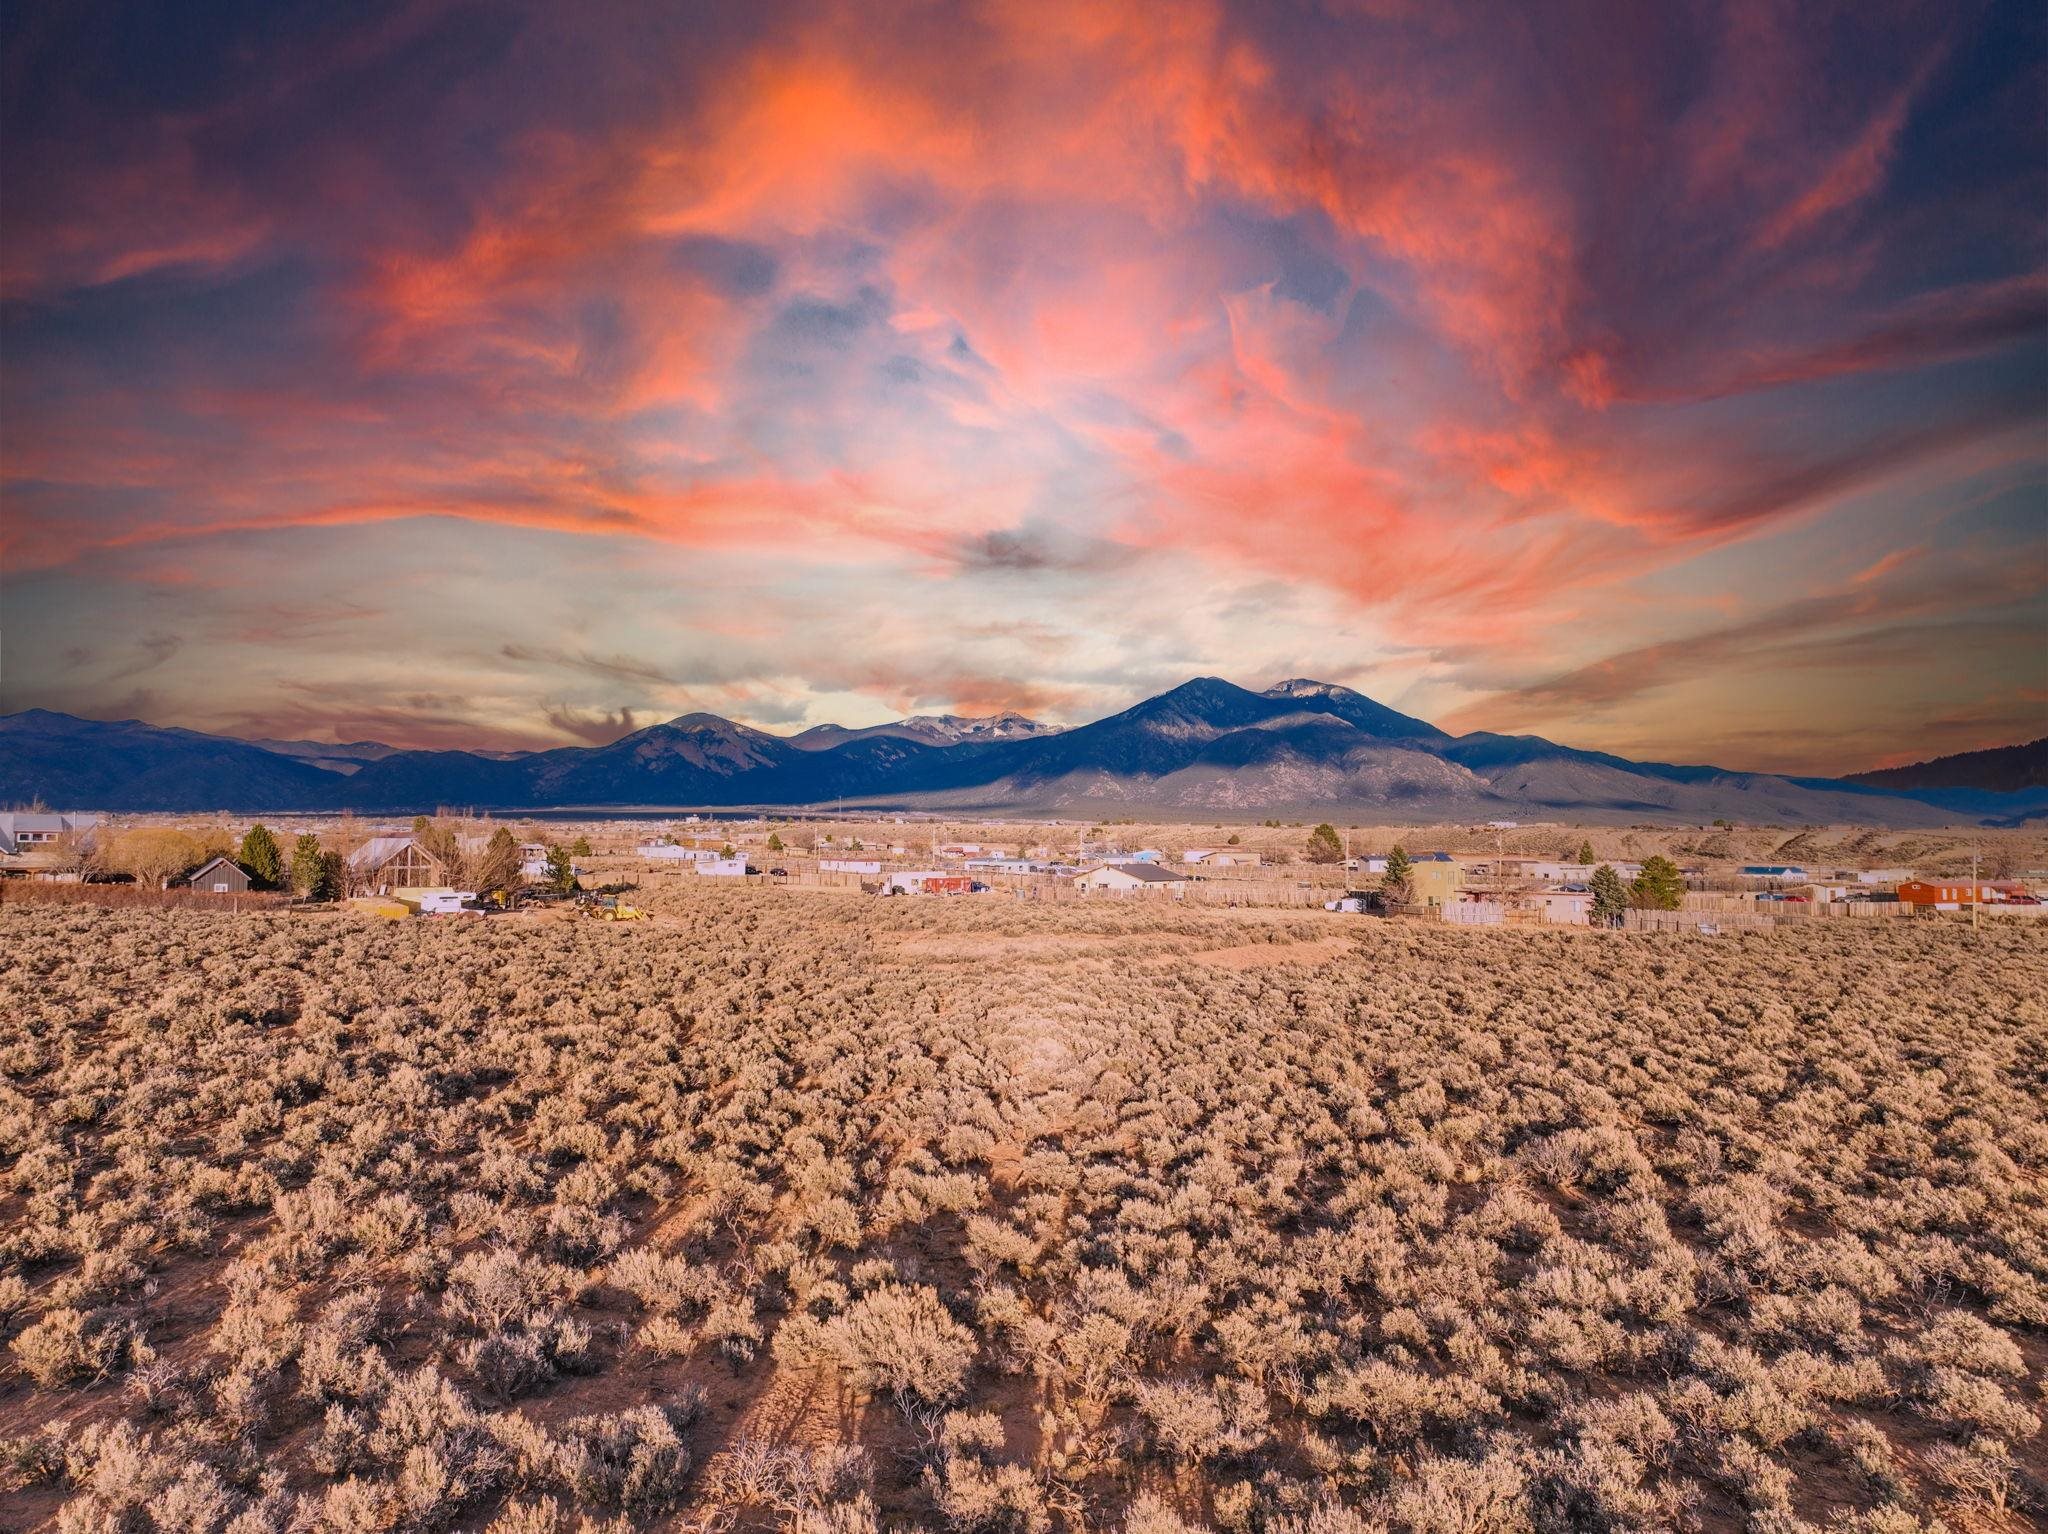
1527, 887, 1594, 925
346, 837, 447, 893
1740, 865, 1808, 883
1404, 853, 1465, 909
696, 857, 751, 877
935, 843, 983, 858
519, 843, 552, 878
883, 870, 974, 895
1896, 880, 2023, 908
185, 856, 253, 894
1855, 868, 1915, 885
1494, 858, 1641, 883
1127, 849, 1165, 863
1182, 848, 1262, 867
0, 812, 99, 856
640, 844, 717, 862
820, 858, 883, 875
1073, 863, 1189, 893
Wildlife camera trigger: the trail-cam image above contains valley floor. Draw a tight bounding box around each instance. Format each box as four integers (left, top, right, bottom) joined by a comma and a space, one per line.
1, 891, 2043, 1532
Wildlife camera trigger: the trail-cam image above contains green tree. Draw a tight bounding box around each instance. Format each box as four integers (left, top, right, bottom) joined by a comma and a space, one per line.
1380, 845, 1413, 905
1226, 833, 1241, 845
239, 824, 284, 889
290, 833, 325, 897
766, 832, 784, 852
1304, 823, 1344, 864
1576, 839, 1595, 866
1631, 854, 1684, 910
1589, 864, 1628, 927
545, 845, 578, 893
316, 850, 347, 901
720, 842, 737, 858
412, 814, 431, 834
571, 835, 593, 857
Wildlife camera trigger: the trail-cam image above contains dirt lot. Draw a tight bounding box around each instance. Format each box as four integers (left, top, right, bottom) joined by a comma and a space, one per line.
1, 889, 2043, 1531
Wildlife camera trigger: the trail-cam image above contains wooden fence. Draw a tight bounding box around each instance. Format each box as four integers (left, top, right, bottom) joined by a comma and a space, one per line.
0, 881, 293, 913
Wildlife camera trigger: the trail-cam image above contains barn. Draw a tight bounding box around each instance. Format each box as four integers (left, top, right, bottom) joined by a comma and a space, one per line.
185, 856, 253, 894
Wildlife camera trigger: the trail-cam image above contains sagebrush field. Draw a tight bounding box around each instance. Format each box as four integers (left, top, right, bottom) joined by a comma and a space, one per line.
1, 891, 2043, 1532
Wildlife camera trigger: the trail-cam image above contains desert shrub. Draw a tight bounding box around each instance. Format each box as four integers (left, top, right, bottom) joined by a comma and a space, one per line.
3, 891, 2042, 1530
826, 1284, 979, 1409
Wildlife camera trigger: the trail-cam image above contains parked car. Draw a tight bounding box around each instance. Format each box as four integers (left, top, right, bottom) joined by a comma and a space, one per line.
768, 867, 788, 878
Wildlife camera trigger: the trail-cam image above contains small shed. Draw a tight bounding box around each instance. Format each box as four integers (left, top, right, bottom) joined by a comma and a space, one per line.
186, 856, 253, 894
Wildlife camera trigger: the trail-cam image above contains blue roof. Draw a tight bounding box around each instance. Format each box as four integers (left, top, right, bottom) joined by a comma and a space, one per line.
1741, 865, 1804, 874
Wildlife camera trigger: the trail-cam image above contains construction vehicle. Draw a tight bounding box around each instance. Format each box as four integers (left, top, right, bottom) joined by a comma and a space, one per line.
577, 893, 646, 921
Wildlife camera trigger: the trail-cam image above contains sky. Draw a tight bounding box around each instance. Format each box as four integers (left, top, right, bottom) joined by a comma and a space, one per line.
2, 0, 2044, 774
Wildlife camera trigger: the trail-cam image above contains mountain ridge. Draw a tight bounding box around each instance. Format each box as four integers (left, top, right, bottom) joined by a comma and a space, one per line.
2, 686, 2038, 825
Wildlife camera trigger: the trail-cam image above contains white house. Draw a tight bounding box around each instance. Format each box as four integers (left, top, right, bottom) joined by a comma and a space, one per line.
1182, 849, 1261, 867
1856, 868, 1915, 885
696, 857, 750, 877
640, 843, 717, 861
1074, 863, 1189, 893
820, 858, 883, 874
0, 812, 99, 856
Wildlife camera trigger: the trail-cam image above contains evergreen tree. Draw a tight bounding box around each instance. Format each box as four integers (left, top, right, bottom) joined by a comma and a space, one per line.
545, 845, 577, 893
571, 835, 593, 857
766, 832, 784, 852
239, 824, 284, 889
1631, 854, 1685, 910
1576, 839, 1595, 866
1380, 845, 1413, 904
1226, 833, 1241, 845
290, 833, 325, 897
1589, 863, 1628, 927
1304, 823, 1344, 864
316, 850, 347, 900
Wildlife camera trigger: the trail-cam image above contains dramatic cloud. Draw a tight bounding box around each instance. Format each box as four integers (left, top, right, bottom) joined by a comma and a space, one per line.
1, 0, 2042, 773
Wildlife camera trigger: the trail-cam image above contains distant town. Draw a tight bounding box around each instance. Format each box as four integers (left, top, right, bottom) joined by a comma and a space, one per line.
4, 808, 2040, 932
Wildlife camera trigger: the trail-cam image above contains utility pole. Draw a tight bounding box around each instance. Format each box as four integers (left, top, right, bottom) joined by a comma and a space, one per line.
1972, 845, 1979, 932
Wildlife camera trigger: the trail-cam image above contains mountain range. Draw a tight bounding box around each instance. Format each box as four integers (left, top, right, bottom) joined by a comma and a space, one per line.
1844, 738, 2047, 796
3, 680, 2043, 825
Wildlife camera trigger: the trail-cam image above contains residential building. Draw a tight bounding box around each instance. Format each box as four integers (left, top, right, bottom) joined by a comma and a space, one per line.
1405, 853, 1465, 909
696, 857, 750, 877
820, 858, 883, 874
1182, 848, 1262, 866
0, 812, 99, 856
884, 871, 974, 894
1740, 865, 1809, 883
185, 856, 252, 894
1896, 880, 2024, 908
1074, 863, 1189, 893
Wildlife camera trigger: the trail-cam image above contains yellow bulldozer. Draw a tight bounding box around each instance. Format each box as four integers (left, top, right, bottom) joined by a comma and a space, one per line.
578, 893, 646, 921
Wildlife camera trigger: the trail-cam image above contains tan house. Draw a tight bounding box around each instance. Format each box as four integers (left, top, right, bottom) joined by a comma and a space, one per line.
1074, 863, 1189, 894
